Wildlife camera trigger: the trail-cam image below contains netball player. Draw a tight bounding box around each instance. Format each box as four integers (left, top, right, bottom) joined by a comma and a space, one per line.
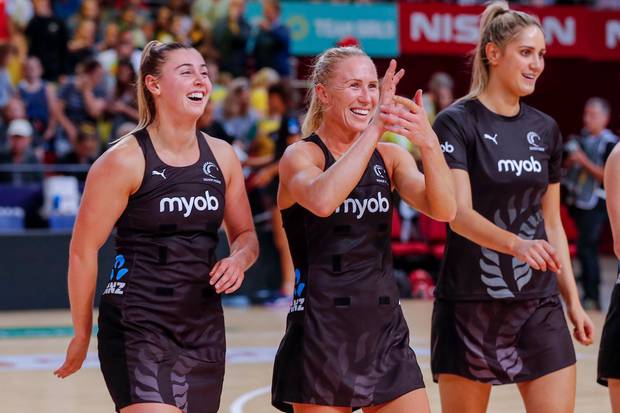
271, 46, 456, 413
431, 2, 594, 413
598, 143, 620, 411
54, 41, 258, 413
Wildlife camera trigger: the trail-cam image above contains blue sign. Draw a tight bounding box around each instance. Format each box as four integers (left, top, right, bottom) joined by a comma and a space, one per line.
246, 2, 399, 57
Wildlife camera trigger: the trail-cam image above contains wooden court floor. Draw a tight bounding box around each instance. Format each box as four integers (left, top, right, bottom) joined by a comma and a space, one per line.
0, 299, 612, 413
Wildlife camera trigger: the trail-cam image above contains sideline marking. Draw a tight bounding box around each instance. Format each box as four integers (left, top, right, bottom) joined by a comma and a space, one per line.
229, 385, 271, 413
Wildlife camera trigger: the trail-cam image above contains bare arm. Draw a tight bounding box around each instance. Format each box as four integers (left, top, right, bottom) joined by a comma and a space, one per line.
207, 137, 258, 294
542, 183, 594, 345
605, 146, 620, 258
82, 87, 107, 119
380, 91, 456, 221
55, 137, 143, 378
449, 169, 560, 272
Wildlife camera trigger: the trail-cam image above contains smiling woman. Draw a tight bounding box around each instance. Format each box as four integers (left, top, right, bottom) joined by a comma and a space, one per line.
54, 41, 258, 413
271, 46, 456, 413
431, 2, 594, 413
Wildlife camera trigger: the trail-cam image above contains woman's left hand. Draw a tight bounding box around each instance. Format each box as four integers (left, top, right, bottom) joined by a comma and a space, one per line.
568, 303, 595, 345
380, 90, 437, 150
210, 256, 245, 294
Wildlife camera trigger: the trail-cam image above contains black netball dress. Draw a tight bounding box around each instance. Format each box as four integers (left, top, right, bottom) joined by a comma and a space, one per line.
431, 99, 575, 384
598, 264, 620, 386
97, 128, 226, 413
271, 134, 425, 412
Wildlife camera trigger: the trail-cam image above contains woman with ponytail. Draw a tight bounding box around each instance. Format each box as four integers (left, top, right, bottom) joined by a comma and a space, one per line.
54, 41, 258, 413
271, 46, 456, 412
431, 2, 594, 412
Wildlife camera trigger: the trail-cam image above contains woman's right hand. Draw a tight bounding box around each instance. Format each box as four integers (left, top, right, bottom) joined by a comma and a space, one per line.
511, 237, 561, 273
371, 59, 404, 129
54, 335, 90, 379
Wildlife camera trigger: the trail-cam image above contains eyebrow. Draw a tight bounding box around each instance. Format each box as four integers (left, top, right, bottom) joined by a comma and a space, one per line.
343, 78, 378, 84
174, 63, 208, 70
519, 45, 546, 52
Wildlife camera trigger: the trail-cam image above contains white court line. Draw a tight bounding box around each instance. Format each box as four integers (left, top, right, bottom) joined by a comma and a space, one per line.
230, 385, 271, 413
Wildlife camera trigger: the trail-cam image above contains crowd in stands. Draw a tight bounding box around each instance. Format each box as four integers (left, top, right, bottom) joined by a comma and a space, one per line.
0, 0, 618, 305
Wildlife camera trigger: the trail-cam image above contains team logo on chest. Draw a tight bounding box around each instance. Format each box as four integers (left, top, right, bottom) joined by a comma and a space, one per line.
203, 162, 222, 184
373, 164, 388, 185
527, 131, 545, 152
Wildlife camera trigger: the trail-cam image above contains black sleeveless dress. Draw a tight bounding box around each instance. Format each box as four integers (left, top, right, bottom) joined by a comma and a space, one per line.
97, 128, 227, 413
598, 263, 620, 386
271, 134, 425, 412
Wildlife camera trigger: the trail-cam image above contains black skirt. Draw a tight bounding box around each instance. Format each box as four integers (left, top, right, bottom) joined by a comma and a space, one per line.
598, 267, 620, 386
431, 295, 576, 384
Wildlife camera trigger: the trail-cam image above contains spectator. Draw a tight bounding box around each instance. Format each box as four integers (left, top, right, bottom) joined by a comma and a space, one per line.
67, 0, 101, 37
57, 59, 107, 147
0, 43, 15, 110
212, 0, 251, 78
67, 19, 97, 74
0, 119, 41, 185
247, 81, 301, 296
25, 0, 69, 81
191, 0, 228, 31
56, 122, 101, 183
0, 97, 28, 151
97, 30, 142, 84
198, 99, 234, 144
250, 0, 291, 77
214, 77, 259, 149
423, 72, 455, 123
17, 56, 69, 148
564, 97, 619, 310
106, 59, 138, 139
153, 6, 174, 43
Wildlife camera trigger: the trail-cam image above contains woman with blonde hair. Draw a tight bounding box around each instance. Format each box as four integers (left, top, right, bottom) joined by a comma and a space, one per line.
55, 41, 258, 413
431, 2, 594, 412
271, 46, 456, 412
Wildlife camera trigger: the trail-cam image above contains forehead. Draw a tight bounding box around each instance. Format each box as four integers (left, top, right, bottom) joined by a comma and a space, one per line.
510, 25, 545, 48
163, 48, 206, 69
330, 55, 377, 83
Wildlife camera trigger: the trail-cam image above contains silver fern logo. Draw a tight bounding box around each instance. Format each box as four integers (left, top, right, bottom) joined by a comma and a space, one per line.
480, 189, 543, 299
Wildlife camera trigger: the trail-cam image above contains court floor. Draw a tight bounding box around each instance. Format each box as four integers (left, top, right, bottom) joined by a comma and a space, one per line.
1, 257, 617, 412
0, 299, 612, 413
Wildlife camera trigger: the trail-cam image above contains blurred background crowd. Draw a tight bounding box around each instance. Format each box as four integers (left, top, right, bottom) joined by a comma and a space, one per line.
0, 0, 618, 310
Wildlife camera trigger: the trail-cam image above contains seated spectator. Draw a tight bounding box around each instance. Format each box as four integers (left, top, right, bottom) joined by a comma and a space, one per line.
106, 59, 138, 140
67, 19, 97, 74
250, 0, 291, 77
250, 67, 280, 118
0, 119, 42, 185
57, 122, 101, 183
214, 77, 259, 150
58, 58, 108, 136
198, 99, 234, 144
0, 43, 15, 110
97, 30, 142, 90
563, 97, 619, 310
0, 97, 28, 151
18, 56, 70, 152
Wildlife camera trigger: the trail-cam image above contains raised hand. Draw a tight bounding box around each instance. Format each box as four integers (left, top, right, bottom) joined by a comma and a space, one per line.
380, 90, 437, 150
378, 59, 405, 107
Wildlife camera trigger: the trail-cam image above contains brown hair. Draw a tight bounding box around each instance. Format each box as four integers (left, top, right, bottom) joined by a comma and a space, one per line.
465, 1, 542, 100
301, 46, 368, 137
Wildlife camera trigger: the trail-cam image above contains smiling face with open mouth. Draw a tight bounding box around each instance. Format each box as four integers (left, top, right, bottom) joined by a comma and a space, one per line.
319, 55, 380, 136
152, 48, 212, 121
493, 25, 546, 98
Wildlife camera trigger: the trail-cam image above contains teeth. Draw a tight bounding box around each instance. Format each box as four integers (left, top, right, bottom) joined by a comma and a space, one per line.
188, 92, 204, 99
351, 109, 369, 116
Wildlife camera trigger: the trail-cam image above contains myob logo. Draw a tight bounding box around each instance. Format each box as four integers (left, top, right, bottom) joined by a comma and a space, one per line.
497, 156, 542, 176
335, 192, 389, 219
440, 141, 454, 153
160, 190, 219, 217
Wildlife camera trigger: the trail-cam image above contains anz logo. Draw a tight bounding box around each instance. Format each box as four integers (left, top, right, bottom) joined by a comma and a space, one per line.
103, 254, 128, 295
289, 269, 305, 313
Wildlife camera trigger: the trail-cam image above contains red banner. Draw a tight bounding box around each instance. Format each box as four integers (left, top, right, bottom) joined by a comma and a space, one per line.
399, 4, 620, 61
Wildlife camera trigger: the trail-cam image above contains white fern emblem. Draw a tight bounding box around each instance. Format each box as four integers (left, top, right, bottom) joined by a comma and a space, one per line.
480, 189, 543, 298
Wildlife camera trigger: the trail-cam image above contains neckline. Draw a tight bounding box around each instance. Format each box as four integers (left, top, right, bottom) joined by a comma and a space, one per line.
473, 98, 523, 122
143, 127, 204, 169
